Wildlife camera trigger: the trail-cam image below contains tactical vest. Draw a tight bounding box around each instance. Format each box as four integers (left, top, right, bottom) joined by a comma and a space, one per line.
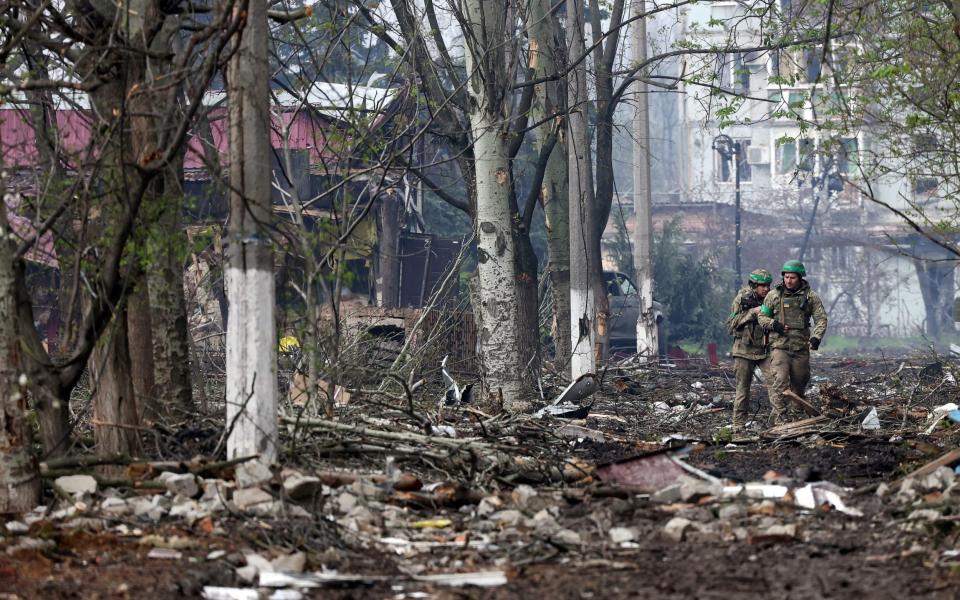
781, 292, 810, 331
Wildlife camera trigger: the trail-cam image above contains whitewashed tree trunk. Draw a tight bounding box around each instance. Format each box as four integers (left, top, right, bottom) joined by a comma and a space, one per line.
226, 0, 277, 463
567, 0, 602, 378
631, 1, 659, 360
0, 195, 40, 513
462, 0, 525, 408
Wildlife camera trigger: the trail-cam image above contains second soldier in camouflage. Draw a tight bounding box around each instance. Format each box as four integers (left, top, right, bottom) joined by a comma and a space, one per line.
727, 268, 775, 433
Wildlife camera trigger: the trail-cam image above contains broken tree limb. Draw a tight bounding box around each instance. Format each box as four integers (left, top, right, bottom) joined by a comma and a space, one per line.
891, 447, 960, 491
782, 389, 822, 417
39, 454, 259, 478
283, 416, 589, 483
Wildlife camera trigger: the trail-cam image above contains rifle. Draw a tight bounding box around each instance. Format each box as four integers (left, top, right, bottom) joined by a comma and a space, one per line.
739, 292, 761, 311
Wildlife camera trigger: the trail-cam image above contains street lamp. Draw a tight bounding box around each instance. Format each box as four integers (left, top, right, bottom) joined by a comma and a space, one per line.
713, 134, 742, 291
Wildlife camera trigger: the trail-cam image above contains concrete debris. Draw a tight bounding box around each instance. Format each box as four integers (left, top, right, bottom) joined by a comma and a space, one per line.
608, 527, 638, 543
4, 521, 28, 534
663, 517, 693, 542
161, 473, 200, 498
99, 497, 131, 516
233, 487, 274, 511
280, 469, 323, 501
511, 485, 537, 508
271, 551, 307, 574
235, 461, 274, 489
54, 474, 97, 496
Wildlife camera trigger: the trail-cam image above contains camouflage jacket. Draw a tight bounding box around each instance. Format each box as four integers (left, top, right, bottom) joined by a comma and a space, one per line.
758, 280, 828, 352
727, 287, 768, 361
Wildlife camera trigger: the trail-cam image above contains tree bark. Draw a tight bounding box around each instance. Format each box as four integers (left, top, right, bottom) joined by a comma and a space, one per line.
567, 0, 609, 377
377, 192, 402, 308
529, 0, 571, 363
226, 0, 278, 463
147, 188, 194, 417
90, 309, 142, 460
631, 2, 660, 359
0, 198, 41, 512
126, 280, 157, 422
462, 0, 526, 408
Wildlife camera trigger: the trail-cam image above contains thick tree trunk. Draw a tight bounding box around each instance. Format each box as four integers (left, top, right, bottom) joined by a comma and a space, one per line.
529, 0, 571, 363
462, 0, 526, 408
90, 309, 142, 459
226, 0, 278, 463
631, 4, 660, 359
126, 281, 157, 421
567, 0, 608, 378
0, 202, 41, 512
147, 193, 194, 417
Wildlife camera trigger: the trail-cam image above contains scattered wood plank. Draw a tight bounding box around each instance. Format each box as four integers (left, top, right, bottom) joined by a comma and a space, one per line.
782, 389, 822, 417
891, 447, 960, 490
761, 416, 830, 439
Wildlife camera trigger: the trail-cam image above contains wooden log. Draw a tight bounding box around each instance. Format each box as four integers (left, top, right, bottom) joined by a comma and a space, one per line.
782, 389, 822, 417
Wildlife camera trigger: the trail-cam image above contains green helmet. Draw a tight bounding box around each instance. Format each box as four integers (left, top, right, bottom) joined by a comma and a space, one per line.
782, 260, 807, 277
748, 268, 772, 285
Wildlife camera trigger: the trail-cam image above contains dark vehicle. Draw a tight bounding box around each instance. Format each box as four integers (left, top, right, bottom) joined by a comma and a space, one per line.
604, 271, 666, 357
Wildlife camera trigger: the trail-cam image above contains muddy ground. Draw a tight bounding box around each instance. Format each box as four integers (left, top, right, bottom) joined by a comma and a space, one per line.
4, 354, 960, 599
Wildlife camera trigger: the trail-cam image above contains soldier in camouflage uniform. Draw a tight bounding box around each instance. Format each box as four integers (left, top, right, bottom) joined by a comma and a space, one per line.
727, 268, 775, 432
758, 260, 828, 424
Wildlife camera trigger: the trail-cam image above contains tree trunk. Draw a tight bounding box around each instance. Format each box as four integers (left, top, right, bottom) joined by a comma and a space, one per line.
126, 280, 157, 422
529, 0, 571, 363
226, 0, 278, 463
462, 0, 526, 408
147, 189, 194, 417
631, 4, 660, 359
0, 200, 41, 512
513, 229, 540, 375
377, 192, 402, 308
90, 308, 142, 460
567, 0, 608, 378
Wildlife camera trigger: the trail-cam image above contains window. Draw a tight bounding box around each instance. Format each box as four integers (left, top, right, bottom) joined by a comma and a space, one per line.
837, 138, 859, 175
733, 54, 750, 93
776, 138, 814, 174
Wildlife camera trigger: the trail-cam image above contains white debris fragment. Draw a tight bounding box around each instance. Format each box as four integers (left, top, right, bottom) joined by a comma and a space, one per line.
608, 527, 638, 543
54, 474, 97, 496
147, 548, 183, 560
861, 407, 880, 431
201, 587, 260, 600
794, 482, 862, 517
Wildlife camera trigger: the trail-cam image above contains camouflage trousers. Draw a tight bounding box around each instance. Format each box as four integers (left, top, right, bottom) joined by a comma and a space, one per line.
768, 348, 811, 423
733, 356, 773, 430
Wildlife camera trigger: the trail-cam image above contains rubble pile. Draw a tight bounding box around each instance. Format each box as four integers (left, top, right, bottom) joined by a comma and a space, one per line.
3, 356, 960, 597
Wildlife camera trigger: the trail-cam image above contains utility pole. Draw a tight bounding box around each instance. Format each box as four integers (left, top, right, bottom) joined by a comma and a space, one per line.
632, 0, 660, 361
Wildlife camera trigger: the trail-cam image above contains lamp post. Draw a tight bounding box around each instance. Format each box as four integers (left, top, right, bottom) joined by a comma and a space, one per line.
713, 134, 742, 291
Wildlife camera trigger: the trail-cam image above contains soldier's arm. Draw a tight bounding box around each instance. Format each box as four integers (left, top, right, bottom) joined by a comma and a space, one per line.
810, 292, 828, 339
727, 293, 749, 331
757, 292, 777, 329
729, 295, 759, 330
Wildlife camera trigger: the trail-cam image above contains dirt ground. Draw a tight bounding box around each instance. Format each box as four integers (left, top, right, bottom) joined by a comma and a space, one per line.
4, 355, 960, 599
